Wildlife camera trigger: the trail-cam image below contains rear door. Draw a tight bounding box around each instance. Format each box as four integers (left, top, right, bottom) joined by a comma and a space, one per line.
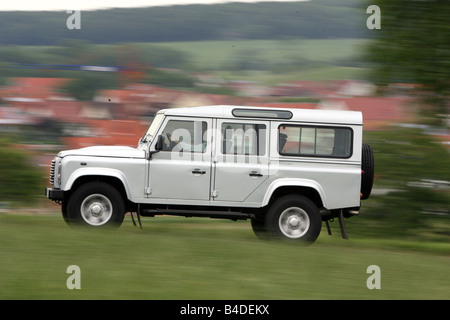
212, 119, 269, 202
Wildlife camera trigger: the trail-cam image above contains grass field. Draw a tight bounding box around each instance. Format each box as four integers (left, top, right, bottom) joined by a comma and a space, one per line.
2, 127, 449, 300
146, 38, 369, 82
0, 39, 369, 85
1, 212, 448, 300
148, 38, 368, 67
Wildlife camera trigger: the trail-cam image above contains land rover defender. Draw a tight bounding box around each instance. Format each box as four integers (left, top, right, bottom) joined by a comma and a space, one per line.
46, 105, 374, 243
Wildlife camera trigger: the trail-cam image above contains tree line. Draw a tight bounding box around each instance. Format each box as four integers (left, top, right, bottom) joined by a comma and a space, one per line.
0, 1, 366, 46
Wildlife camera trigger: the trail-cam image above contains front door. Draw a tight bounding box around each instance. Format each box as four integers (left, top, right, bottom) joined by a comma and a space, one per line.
213, 119, 269, 202
148, 116, 212, 201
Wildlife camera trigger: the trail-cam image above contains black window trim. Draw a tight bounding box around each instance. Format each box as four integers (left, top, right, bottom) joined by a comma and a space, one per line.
278, 124, 354, 159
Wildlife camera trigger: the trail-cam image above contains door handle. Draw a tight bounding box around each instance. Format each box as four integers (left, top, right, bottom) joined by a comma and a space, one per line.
192, 169, 206, 175
249, 171, 263, 177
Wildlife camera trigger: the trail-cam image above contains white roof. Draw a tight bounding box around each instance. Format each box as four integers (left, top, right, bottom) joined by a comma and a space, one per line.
160, 105, 363, 125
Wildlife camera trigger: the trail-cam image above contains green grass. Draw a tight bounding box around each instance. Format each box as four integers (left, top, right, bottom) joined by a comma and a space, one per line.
146, 38, 370, 82
2, 127, 449, 300
216, 66, 367, 84
0, 213, 449, 300
1, 39, 370, 86
148, 38, 368, 67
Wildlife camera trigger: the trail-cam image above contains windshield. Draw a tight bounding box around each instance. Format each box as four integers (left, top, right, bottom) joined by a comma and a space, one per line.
138, 113, 164, 148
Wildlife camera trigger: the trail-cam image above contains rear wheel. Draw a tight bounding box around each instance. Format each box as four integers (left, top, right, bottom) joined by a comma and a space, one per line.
66, 182, 125, 228
265, 195, 321, 243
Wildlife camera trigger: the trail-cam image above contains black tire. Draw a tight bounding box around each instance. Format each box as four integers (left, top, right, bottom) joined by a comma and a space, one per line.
361, 144, 374, 200
66, 182, 125, 228
265, 195, 322, 243
251, 218, 270, 240
61, 200, 69, 223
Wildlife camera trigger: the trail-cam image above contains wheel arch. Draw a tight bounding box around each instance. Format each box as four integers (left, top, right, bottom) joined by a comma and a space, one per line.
63, 169, 132, 210
262, 179, 326, 209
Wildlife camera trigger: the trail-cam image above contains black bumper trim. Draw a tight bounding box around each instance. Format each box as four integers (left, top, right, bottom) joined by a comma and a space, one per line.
45, 188, 64, 200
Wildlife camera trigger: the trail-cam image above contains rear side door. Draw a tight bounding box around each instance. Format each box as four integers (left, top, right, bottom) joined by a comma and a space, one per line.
212, 119, 269, 202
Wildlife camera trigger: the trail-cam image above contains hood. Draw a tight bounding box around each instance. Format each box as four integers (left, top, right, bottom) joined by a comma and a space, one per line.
58, 146, 145, 159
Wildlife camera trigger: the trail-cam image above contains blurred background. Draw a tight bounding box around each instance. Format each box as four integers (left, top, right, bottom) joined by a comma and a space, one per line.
0, 0, 449, 296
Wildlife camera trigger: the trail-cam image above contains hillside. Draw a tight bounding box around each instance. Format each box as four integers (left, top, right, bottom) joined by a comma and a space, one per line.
0, 1, 367, 45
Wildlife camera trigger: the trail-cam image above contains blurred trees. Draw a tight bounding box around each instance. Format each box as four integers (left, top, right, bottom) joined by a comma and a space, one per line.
60, 72, 118, 101
366, 0, 450, 122
0, 138, 43, 206
349, 127, 450, 241
142, 68, 194, 88
0, 2, 365, 46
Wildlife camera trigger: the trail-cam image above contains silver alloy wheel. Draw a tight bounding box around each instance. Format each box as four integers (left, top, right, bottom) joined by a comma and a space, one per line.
80, 194, 113, 226
278, 207, 310, 239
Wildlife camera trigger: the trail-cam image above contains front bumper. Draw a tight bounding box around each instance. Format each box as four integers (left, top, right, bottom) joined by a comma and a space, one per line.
45, 188, 64, 200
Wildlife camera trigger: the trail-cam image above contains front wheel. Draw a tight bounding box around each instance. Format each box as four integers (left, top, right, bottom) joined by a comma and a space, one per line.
251, 218, 270, 240
265, 195, 322, 243
66, 182, 125, 228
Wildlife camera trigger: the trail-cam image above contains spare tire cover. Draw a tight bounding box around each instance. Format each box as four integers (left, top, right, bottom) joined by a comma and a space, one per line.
361, 144, 374, 200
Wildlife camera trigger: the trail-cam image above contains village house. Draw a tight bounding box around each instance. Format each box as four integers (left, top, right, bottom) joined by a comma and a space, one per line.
0, 77, 420, 151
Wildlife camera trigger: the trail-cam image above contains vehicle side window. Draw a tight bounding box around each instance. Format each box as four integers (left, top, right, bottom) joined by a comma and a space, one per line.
222, 123, 266, 156
279, 125, 352, 158
161, 120, 208, 153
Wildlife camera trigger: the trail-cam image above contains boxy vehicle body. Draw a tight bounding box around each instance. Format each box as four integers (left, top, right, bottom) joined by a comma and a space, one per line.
46, 105, 373, 243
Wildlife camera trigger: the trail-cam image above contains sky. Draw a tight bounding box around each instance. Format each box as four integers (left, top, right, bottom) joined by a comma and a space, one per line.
0, 0, 308, 11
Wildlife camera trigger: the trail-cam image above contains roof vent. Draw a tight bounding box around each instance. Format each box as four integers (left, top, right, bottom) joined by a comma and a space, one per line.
232, 108, 293, 119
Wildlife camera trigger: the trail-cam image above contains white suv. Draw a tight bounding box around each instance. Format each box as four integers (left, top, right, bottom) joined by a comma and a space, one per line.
46, 105, 374, 243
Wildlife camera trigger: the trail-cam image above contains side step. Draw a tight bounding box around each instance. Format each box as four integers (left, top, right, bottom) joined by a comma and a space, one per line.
140, 208, 253, 221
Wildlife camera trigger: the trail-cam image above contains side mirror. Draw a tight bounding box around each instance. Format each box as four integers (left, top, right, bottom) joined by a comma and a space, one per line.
148, 135, 163, 160
155, 135, 163, 151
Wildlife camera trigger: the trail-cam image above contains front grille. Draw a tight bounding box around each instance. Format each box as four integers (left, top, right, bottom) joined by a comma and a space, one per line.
49, 159, 56, 185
